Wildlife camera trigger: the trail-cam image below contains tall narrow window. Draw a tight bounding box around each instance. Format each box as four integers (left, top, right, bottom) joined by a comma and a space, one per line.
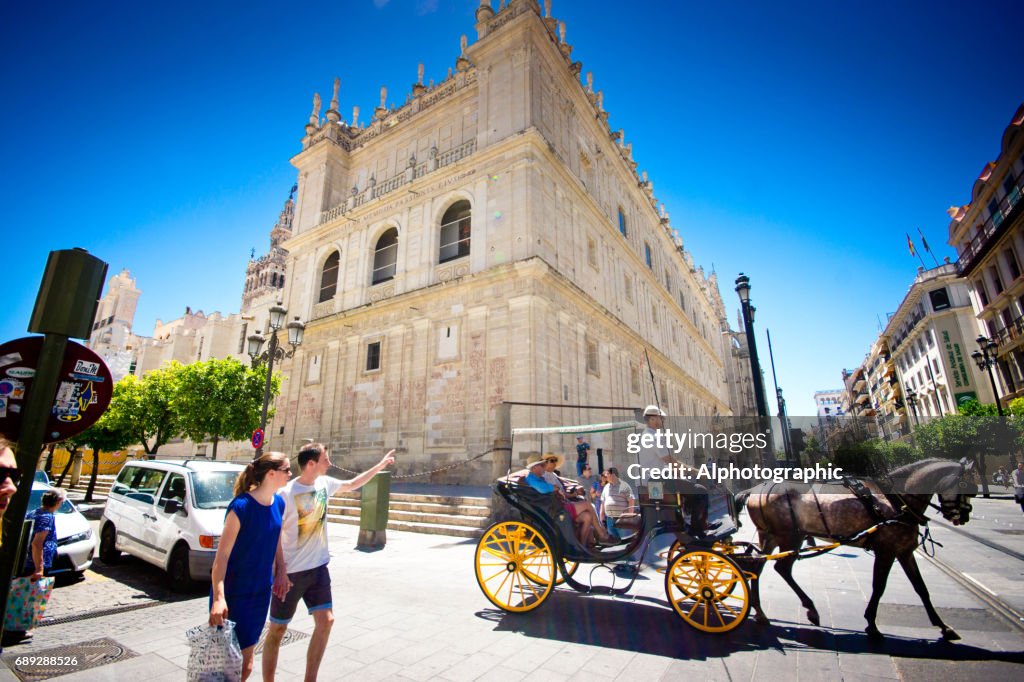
587, 238, 597, 268
439, 201, 471, 263
618, 207, 627, 237
372, 228, 398, 284
586, 339, 599, 375
644, 242, 653, 269
319, 251, 340, 302
366, 341, 381, 371
1005, 249, 1021, 281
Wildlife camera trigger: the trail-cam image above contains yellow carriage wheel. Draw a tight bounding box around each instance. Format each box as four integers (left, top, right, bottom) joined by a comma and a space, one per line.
554, 560, 579, 586
475, 521, 555, 613
664, 541, 738, 598
665, 550, 749, 633
524, 558, 577, 586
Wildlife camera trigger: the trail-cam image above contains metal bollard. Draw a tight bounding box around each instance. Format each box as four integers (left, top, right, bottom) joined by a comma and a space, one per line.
357, 470, 391, 550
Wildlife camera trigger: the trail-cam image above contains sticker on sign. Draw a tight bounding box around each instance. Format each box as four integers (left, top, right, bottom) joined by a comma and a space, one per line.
73, 360, 101, 375
6, 367, 35, 379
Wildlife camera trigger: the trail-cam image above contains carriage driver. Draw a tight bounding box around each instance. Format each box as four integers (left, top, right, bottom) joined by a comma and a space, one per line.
634, 405, 711, 540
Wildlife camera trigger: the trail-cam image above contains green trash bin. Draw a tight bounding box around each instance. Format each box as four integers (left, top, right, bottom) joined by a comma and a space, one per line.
357, 470, 391, 549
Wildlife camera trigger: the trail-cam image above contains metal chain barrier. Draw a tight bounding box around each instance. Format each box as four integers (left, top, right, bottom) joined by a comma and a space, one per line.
331, 447, 496, 480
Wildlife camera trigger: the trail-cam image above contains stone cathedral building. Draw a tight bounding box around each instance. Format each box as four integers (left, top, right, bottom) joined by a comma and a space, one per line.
273, 0, 738, 483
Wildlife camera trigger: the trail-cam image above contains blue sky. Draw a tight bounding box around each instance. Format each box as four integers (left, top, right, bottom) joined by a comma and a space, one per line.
3, 1, 1022, 415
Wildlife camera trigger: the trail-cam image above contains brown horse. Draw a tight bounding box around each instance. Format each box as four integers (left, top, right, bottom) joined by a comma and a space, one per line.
737, 458, 976, 640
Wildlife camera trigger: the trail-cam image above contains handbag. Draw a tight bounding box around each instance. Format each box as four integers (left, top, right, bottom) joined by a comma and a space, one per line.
4, 576, 55, 631
186, 620, 243, 682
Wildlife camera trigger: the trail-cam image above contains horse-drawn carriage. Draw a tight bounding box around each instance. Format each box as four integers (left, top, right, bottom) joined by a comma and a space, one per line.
475, 471, 763, 633
474, 450, 977, 639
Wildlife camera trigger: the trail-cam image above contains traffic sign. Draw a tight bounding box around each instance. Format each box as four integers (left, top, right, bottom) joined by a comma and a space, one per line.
251, 428, 264, 450
0, 336, 113, 442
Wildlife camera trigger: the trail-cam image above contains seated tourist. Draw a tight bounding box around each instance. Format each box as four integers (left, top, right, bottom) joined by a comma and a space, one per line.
541, 454, 612, 548
600, 468, 635, 540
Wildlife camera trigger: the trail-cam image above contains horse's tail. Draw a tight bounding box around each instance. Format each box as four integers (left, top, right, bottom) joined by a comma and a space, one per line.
734, 490, 752, 511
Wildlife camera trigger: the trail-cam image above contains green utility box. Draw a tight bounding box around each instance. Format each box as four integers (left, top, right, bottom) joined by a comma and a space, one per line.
357, 471, 391, 549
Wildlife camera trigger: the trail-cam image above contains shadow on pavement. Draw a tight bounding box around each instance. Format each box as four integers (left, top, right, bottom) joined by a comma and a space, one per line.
476, 590, 1024, 664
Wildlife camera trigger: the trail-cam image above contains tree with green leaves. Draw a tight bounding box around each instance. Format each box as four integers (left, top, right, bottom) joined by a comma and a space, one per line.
912, 399, 1023, 498
173, 358, 279, 459
75, 417, 133, 502
104, 368, 182, 456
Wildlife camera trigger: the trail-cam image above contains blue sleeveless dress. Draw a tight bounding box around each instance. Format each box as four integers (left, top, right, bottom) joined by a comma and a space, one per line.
213, 492, 285, 650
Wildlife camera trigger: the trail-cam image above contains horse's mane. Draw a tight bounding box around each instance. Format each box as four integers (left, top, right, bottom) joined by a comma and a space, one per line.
883, 458, 964, 495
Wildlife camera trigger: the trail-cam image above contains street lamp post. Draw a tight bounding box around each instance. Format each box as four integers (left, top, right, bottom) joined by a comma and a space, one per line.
247, 303, 305, 455
970, 335, 1005, 494
905, 388, 920, 426
971, 335, 1004, 416
735, 273, 771, 465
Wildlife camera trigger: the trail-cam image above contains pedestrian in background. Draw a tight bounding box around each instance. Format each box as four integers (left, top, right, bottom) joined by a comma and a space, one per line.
575, 435, 591, 477
262, 444, 395, 682
1012, 462, 1024, 513
209, 451, 293, 681
5, 488, 66, 643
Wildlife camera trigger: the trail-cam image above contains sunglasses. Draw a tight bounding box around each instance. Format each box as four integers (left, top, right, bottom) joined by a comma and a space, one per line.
276, 466, 292, 473
0, 467, 22, 486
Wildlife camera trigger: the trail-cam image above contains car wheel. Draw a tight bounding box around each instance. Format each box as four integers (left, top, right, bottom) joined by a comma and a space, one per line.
168, 544, 195, 592
99, 524, 121, 564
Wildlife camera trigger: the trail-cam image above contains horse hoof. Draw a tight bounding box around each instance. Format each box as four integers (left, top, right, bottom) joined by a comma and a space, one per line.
807, 610, 820, 627
866, 626, 884, 640
942, 628, 961, 641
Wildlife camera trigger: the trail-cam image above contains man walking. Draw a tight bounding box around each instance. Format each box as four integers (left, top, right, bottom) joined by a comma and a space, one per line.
262, 443, 395, 682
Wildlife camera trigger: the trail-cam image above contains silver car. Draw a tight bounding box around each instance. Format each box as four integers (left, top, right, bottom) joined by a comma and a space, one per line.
27, 482, 96, 577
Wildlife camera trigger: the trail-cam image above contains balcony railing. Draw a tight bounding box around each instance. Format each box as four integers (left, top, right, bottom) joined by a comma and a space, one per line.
994, 313, 1024, 350
956, 170, 1024, 276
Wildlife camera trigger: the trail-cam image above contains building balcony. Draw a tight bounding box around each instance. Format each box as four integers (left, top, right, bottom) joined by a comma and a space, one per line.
956, 170, 1024, 277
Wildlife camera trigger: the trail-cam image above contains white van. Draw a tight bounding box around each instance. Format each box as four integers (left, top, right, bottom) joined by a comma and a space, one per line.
99, 459, 244, 591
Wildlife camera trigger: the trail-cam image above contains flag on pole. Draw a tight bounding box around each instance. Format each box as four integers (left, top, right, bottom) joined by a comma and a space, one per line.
906, 233, 916, 256
917, 229, 930, 253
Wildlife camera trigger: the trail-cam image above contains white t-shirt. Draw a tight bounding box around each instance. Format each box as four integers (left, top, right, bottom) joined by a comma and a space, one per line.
279, 476, 344, 573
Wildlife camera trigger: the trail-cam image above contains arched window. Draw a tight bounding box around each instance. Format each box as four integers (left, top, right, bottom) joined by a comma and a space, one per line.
372, 228, 398, 284
271, 273, 278, 287
439, 200, 471, 263
618, 207, 627, 237
318, 251, 340, 302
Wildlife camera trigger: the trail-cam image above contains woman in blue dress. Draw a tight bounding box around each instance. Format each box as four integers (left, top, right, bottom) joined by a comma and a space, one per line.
209, 451, 293, 680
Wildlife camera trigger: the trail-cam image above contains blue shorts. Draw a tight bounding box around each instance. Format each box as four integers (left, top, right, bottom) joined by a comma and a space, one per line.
269, 564, 333, 624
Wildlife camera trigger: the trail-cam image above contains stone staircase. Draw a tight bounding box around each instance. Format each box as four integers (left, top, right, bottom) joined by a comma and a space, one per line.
62, 473, 115, 502
327, 489, 491, 538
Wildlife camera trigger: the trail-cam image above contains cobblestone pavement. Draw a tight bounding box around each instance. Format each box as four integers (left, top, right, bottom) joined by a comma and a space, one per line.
1, 502, 1021, 681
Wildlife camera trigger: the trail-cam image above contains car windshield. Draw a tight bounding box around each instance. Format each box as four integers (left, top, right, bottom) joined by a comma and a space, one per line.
27, 490, 75, 515
190, 471, 239, 509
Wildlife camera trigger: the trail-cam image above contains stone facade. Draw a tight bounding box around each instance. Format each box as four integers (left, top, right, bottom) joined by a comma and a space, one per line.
948, 103, 1024, 401
87, 269, 141, 381
272, 0, 738, 483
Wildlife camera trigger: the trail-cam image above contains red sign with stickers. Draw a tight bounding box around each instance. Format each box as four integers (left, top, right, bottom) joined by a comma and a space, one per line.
0, 336, 114, 443
251, 429, 264, 450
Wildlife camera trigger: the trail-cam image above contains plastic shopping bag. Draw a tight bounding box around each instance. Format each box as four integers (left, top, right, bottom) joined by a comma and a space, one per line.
5, 577, 55, 631
186, 620, 243, 682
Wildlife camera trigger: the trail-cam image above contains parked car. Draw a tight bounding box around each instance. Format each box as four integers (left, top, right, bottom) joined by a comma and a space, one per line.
99, 459, 244, 591
26, 482, 96, 578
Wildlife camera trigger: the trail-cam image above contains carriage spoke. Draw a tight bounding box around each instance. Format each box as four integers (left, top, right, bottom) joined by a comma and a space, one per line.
711, 600, 725, 627
716, 597, 739, 618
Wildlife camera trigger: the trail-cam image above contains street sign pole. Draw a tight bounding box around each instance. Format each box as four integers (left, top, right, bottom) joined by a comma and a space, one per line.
0, 249, 107, 642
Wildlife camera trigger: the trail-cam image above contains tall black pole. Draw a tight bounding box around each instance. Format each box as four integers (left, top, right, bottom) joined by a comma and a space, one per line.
736, 274, 771, 466
256, 330, 279, 457
740, 304, 768, 420
985, 364, 1004, 416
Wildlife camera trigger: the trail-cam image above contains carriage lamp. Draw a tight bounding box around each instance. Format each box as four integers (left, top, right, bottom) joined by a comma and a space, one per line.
248, 303, 306, 455
972, 335, 1004, 416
